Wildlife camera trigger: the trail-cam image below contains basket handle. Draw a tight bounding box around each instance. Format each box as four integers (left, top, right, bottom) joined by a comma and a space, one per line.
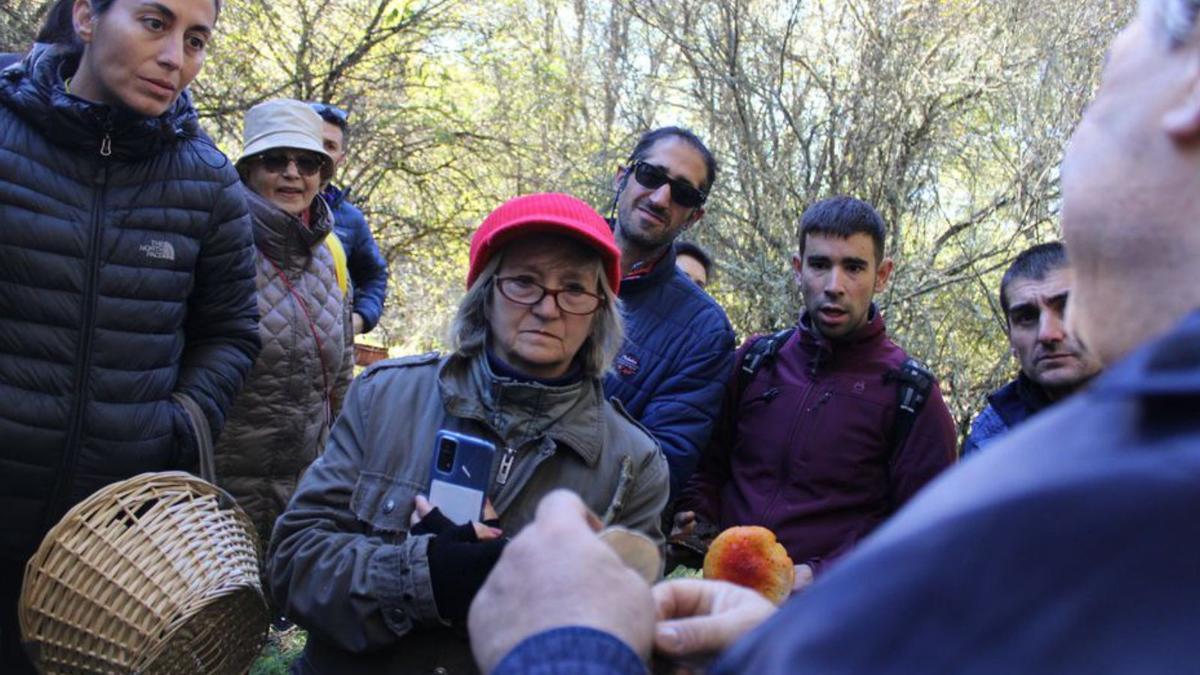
172, 392, 217, 484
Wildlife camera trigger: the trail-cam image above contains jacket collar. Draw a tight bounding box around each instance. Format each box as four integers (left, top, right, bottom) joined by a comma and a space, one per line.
245, 187, 335, 269
987, 372, 1055, 427
617, 238, 678, 296
321, 184, 349, 209
796, 304, 887, 372
437, 352, 604, 466
0, 44, 201, 161
1094, 309, 1200, 399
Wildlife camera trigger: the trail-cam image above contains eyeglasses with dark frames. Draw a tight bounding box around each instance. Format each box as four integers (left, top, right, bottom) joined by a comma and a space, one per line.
495, 276, 605, 315
630, 160, 708, 208
252, 151, 329, 177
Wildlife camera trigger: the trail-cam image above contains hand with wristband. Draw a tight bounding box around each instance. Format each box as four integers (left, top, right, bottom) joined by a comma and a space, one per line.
410, 495, 506, 624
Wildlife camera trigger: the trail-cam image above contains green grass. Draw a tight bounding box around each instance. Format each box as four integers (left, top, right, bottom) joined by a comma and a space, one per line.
250, 626, 307, 675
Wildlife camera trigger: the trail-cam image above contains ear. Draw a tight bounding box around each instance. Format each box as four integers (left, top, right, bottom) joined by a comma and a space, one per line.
791, 252, 804, 285
1163, 54, 1200, 140
873, 257, 894, 293
612, 165, 629, 192
681, 206, 705, 231
73, 0, 96, 44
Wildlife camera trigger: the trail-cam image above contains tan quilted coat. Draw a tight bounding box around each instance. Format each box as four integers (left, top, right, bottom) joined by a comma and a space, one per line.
215, 187, 355, 544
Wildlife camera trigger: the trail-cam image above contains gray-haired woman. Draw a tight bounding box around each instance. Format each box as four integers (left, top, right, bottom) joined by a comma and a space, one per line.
214, 99, 354, 545
268, 192, 669, 674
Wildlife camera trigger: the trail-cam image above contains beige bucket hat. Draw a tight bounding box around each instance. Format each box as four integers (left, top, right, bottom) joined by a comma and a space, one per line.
238, 98, 331, 164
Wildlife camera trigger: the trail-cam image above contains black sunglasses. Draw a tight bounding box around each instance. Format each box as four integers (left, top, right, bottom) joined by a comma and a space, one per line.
630, 160, 708, 208
254, 151, 328, 177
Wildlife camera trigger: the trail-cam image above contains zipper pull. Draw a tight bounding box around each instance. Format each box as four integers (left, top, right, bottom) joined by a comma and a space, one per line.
496, 446, 517, 486
99, 132, 112, 157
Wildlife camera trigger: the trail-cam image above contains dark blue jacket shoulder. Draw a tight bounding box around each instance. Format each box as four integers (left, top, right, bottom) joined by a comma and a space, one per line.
603, 246, 735, 496
321, 185, 389, 332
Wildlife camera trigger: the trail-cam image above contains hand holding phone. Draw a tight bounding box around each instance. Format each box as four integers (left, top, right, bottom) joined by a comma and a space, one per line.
428, 430, 496, 525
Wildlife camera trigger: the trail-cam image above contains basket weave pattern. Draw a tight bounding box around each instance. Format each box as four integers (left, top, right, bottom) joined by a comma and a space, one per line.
20, 471, 269, 674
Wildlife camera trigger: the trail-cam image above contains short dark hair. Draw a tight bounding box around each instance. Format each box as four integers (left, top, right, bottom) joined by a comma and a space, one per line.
626, 126, 718, 195
797, 196, 887, 263
311, 103, 350, 144
674, 240, 714, 278
999, 241, 1069, 317
38, 0, 223, 49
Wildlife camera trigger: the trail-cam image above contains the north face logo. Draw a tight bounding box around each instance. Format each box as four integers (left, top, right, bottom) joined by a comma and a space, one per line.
614, 353, 640, 377
139, 240, 176, 261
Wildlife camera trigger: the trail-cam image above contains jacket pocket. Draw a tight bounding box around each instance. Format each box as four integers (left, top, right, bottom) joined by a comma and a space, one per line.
350, 472, 424, 537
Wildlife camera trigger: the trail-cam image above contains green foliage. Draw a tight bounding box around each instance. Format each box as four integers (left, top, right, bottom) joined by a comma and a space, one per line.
251, 626, 308, 675
0, 0, 1136, 432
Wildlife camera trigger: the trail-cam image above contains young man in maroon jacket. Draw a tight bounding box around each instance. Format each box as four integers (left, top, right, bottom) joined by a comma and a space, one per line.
674, 196, 958, 590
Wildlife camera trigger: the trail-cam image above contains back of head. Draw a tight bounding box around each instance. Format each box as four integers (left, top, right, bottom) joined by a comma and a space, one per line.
999, 242, 1068, 317
798, 196, 887, 262
1061, 0, 1200, 364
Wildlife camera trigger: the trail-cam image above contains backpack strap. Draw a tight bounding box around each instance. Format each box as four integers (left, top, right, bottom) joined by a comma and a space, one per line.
737, 327, 796, 397
888, 357, 935, 452
324, 234, 350, 296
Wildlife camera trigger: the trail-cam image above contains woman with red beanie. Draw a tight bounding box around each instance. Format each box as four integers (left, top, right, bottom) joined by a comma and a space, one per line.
268, 192, 669, 674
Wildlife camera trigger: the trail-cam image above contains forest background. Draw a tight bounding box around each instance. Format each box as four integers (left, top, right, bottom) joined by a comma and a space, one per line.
2, 0, 1134, 440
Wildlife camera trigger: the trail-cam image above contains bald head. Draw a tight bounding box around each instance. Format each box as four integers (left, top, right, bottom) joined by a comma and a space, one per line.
1060, 0, 1200, 365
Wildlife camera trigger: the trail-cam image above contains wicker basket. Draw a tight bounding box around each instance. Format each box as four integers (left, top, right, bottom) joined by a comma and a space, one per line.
354, 342, 389, 367
19, 471, 269, 674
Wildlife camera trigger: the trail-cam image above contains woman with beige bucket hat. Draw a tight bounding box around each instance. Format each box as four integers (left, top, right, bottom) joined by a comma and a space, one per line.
214, 98, 355, 546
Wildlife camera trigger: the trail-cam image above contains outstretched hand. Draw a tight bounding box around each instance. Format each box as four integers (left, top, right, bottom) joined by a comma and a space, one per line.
469, 490, 656, 673
652, 578, 777, 664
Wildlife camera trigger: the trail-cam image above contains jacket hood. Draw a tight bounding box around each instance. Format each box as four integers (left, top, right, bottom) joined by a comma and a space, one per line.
245, 186, 335, 269
0, 44, 201, 161
438, 352, 606, 466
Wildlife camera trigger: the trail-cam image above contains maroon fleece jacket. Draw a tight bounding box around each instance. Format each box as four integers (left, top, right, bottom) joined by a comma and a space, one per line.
678, 308, 957, 573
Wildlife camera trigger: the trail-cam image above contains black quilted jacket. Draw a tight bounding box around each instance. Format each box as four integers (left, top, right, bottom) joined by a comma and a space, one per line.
0, 46, 261, 562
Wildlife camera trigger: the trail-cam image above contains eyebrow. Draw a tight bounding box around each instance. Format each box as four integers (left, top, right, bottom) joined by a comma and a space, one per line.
140, 2, 214, 35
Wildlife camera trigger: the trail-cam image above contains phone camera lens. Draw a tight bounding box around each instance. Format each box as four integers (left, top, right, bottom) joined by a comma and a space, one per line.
436, 438, 457, 472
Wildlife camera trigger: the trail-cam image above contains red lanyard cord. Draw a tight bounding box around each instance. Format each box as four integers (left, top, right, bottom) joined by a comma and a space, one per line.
266, 256, 334, 428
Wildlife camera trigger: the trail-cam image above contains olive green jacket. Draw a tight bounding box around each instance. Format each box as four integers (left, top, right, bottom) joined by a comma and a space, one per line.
267, 351, 668, 674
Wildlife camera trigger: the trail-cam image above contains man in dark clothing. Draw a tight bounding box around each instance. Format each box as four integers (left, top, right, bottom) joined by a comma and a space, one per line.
466, 2, 1200, 673
311, 102, 390, 334
962, 242, 1101, 455
603, 127, 736, 497
676, 196, 957, 587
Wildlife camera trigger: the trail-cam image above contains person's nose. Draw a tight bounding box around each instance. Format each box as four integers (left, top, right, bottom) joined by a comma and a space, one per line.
1038, 309, 1066, 344
824, 268, 846, 297
646, 182, 672, 209
157, 34, 183, 72
280, 159, 301, 179
531, 290, 562, 318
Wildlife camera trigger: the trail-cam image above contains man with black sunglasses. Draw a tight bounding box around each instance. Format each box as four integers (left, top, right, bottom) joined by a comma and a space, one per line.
603, 126, 736, 500
311, 102, 390, 336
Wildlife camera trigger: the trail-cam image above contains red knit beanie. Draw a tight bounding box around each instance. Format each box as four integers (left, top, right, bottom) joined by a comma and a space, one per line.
467, 193, 622, 294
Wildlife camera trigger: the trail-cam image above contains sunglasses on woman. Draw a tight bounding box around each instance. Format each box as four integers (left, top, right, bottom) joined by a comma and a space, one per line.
253, 151, 329, 177
631, 160, 708, 208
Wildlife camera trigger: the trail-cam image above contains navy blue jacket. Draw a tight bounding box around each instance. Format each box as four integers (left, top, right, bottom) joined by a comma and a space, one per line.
962, 372, 1053, 456
0, 47, 260, 561
321, 185, 389, 332
497, 311, 1200, 675
603, 245, 735, 496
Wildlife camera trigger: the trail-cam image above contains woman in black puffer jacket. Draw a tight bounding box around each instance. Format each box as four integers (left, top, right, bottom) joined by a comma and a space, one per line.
0, 1, 259, 671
